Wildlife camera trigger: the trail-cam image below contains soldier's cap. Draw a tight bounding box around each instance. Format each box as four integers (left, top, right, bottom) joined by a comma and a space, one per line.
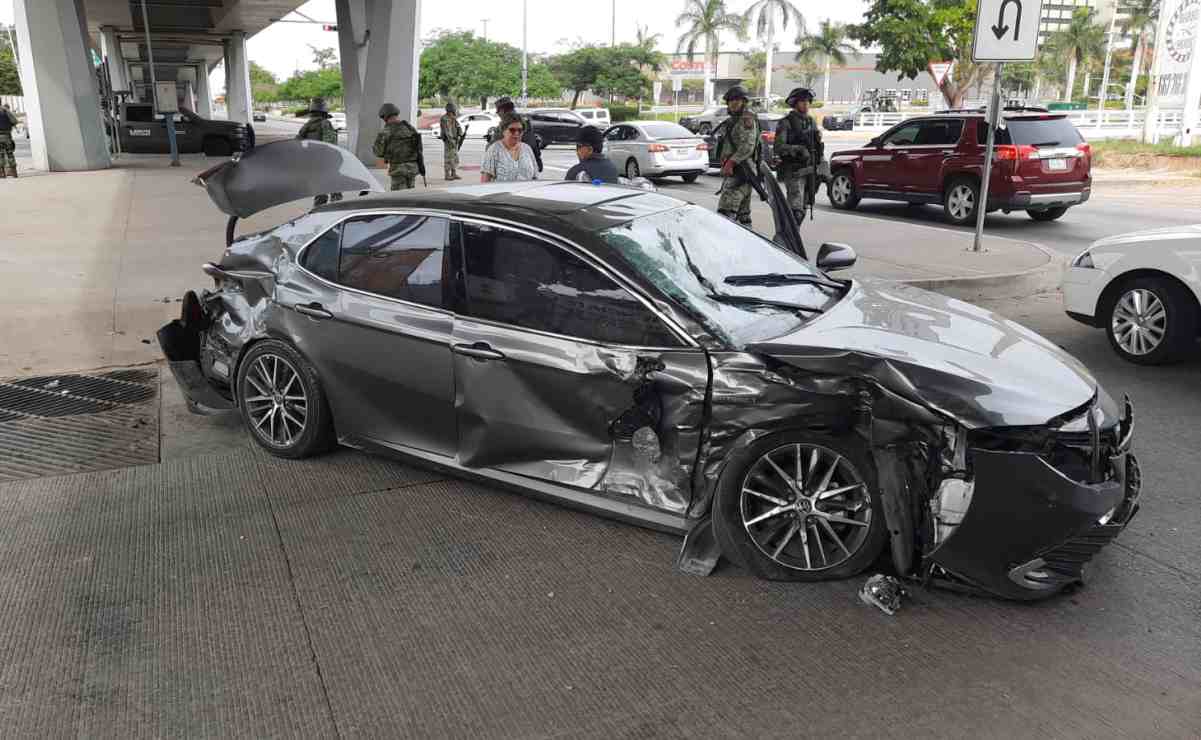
446, 101, 458, 113
786, 87, 816, 105
495, 96, 515, 111
723, 85, 749, 103
308, 97, 329, 114
575, 125, 604, 153
378, 102, 401, 119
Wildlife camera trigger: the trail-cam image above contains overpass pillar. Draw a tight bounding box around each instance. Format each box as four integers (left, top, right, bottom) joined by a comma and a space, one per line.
223, 31, 253, 123
100, 26, 130, 96
336, 0, 421, 165
13, 0, 111, 171
194, 65, 214, 119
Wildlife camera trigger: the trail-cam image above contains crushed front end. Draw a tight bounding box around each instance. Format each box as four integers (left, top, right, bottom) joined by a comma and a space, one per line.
924, 396, 1140, 600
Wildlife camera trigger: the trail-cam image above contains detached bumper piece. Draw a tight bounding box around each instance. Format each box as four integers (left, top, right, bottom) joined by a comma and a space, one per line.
157, 315, 234, 413
930, 400, 1139, 601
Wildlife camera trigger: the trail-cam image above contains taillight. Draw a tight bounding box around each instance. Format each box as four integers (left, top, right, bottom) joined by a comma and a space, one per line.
696, 143, 710, 151
1076, 142, 1091, 156
993, 144, 1036, 161
648, 143, 669, 153
762, 131, 776, 143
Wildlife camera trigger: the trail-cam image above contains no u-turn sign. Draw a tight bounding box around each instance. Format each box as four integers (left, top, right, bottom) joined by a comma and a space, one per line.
973, 0, 1045, 61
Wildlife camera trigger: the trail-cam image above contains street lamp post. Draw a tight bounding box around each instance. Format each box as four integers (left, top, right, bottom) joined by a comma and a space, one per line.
482, 18, 490, 41
1095, 6, 1120, 135
522, 1, 528, 106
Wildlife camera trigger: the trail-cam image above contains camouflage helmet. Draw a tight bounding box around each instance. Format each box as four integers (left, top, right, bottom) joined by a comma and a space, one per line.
495, 96, 515, 112
722, 85, 749, 103
378, 102, 400, 119
786, 87, 815, 106
446, 100, 459, 114
308, 97, 329, 114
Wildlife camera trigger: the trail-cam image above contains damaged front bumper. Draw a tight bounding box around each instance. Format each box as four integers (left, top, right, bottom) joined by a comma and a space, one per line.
928, 399, 1140, 600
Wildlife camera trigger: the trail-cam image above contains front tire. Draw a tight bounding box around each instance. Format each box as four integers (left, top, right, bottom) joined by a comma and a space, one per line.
943, 177, 979, 226
237, 340, 335, 458
827, 170, 860, 210
698, 123, 712, 135
1105, 276, 1198, 365
712, 431, 887, 581
1028, 206, 1068, 222
203, 137, 233, 157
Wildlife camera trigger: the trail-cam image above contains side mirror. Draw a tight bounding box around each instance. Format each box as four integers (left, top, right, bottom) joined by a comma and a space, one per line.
868, 137, 882, 148
816, 242, 857, 272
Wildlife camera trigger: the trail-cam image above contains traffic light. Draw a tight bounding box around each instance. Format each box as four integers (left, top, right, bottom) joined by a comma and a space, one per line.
322, 24, 338, 31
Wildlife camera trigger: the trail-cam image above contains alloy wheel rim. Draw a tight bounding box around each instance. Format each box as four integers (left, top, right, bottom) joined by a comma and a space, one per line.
243, 354, 309, 447
832, 176, 851, 204
1112, 288, 1167, 356
948, 185, 974, 220
740, 443, 872, 571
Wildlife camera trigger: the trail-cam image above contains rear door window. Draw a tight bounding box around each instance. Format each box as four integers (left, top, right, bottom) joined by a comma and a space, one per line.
336, 214, 449, 308
300, 223, 342, 283
1005, 117, 1084, 146
458, 223, 682, 347
914, 119, 964, 146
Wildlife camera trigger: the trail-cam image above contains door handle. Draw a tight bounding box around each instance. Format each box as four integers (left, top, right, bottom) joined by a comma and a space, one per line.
294, 302, 333, 320
453, 342, 505, 361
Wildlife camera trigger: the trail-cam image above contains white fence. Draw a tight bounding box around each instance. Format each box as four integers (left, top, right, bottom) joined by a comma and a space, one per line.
850, 108, 1193, 141
0, 95, 23, 113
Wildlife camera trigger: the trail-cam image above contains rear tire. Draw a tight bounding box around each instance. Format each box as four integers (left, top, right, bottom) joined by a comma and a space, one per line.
943, 176, 979, 226
626, 158, 641, 178
1028, 206, 1069, 222
682, 173, 699, 183
237, 340, 335, 459
698, 123, 712, 135
827, 170, 860, 210
713, 431, 887, 581
1104, 276, 1197, 365
202, 137, 233, 157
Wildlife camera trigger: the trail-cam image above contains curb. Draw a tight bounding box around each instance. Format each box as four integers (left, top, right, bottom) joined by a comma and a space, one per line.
893, 240, 1067, 302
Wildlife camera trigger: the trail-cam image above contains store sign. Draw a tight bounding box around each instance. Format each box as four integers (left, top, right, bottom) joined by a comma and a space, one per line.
1157, 0, 1200, 107
670, 60, 711, 77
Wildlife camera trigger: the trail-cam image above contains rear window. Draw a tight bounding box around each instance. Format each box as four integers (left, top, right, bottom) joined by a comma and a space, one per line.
1003, 117, 1082, 146
640, 122, 694, 139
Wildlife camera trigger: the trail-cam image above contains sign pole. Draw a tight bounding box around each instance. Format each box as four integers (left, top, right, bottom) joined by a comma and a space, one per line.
973, 62, 1003, 253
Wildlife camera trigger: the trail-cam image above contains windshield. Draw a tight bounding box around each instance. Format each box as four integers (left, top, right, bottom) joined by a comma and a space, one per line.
640, 122, 695, 139
600, 205, 840, 346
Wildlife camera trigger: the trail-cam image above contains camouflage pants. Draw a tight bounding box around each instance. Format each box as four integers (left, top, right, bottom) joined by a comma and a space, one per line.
443, 142, 459, 178
389, 162, 419, 191
783, 175, 815, 219
717, 178, 752, 224
0, 132, 15, 173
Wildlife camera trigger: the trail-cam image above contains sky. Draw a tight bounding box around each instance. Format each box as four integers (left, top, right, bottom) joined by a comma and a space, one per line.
2, 0, 869, 84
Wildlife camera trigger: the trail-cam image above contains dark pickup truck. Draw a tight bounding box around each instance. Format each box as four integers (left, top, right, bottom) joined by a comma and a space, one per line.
109, 103, 252, 156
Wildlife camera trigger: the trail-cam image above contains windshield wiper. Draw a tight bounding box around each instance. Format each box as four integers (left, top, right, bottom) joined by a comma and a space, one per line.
724, 272, 843, 290
709, 294, 824, 315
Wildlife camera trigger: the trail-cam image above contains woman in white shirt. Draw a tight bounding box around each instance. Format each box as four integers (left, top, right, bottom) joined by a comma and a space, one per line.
480, 114, 539, 183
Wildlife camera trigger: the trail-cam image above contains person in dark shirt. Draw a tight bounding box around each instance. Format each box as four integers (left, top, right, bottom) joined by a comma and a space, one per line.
564, 126, 619, 184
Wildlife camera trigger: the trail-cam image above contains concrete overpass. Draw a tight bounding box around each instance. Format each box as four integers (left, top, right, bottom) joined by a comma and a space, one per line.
13, 0, 420, 171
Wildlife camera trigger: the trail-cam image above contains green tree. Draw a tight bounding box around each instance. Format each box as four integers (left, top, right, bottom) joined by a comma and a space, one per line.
743, 0, 805, 98
1047, 7, 1105, 102
420, 30, 549, 108
249, 61, 279, 103
278, 67, 343, 102
850, 0, 987, 108
551, 45, 651, 107
309, 45, 338, 70
795, 20, 856, 102
1119, 0, 1158, 109
675, 0, 745, 100
0, 27, 21, 96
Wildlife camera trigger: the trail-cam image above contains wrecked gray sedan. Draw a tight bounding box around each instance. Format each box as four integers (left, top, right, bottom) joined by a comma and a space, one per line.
160, 140, 1141, 601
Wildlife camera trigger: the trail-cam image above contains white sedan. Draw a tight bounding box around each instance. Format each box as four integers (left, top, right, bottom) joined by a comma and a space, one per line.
602, 121, 710, 183
328, 112, 347, 132
1063, 225, 1201, 364
460, 112, 500, 139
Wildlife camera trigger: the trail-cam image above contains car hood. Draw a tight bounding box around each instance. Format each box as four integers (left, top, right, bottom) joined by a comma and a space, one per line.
745, 280, 1097, 428
194, 139, 383, 218
1089, 224, 1201, 249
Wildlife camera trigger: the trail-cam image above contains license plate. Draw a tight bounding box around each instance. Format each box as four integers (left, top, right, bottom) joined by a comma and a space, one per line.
1047, 158, 1068, 171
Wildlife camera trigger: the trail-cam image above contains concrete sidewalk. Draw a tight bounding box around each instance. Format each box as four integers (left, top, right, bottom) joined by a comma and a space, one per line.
0, 155, 1052, 377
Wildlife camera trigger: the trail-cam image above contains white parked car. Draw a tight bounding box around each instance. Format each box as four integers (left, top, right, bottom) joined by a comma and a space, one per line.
602, 121, 709, 183
460, 111, 500, 139
1063, 225, 1201, 364
328, 112, 347, 131
576, 108, 611, 127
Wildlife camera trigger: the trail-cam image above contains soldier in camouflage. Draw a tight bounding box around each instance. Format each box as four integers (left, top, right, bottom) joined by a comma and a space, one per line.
774, 87, 825, 224
439, 101, 464, 181
715, 86, 759, 227
0, 104, 18, 179
296, 98, 341, 206
373, 102, 425, 191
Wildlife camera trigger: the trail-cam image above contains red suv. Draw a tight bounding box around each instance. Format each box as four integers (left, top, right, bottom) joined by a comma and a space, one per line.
825, 110, 1092, 225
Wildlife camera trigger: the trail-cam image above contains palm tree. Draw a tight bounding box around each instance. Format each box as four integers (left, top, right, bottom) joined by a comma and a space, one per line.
675, 0, 745, 105
742, 0, 805, 100
1050, 8, 1106, 102
795, 20, 856, 104
1119, 0, 1158, 110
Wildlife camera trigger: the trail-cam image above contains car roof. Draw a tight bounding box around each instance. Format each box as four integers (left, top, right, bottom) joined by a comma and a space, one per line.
319, 181, 686, 234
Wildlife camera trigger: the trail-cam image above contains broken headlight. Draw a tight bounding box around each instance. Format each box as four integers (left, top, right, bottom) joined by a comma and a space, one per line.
1071, 250, 1096, 269
931, 426, 973, 547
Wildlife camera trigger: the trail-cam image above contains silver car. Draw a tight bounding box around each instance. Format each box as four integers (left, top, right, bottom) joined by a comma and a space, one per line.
603, 121, 709, 183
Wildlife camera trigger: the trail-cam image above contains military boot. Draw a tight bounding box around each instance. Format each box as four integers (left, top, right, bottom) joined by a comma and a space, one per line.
0, 168, 6, 179
3, 166, 13, 179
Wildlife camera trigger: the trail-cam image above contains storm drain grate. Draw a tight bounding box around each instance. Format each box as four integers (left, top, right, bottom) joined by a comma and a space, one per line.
0, 368, 160, 481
